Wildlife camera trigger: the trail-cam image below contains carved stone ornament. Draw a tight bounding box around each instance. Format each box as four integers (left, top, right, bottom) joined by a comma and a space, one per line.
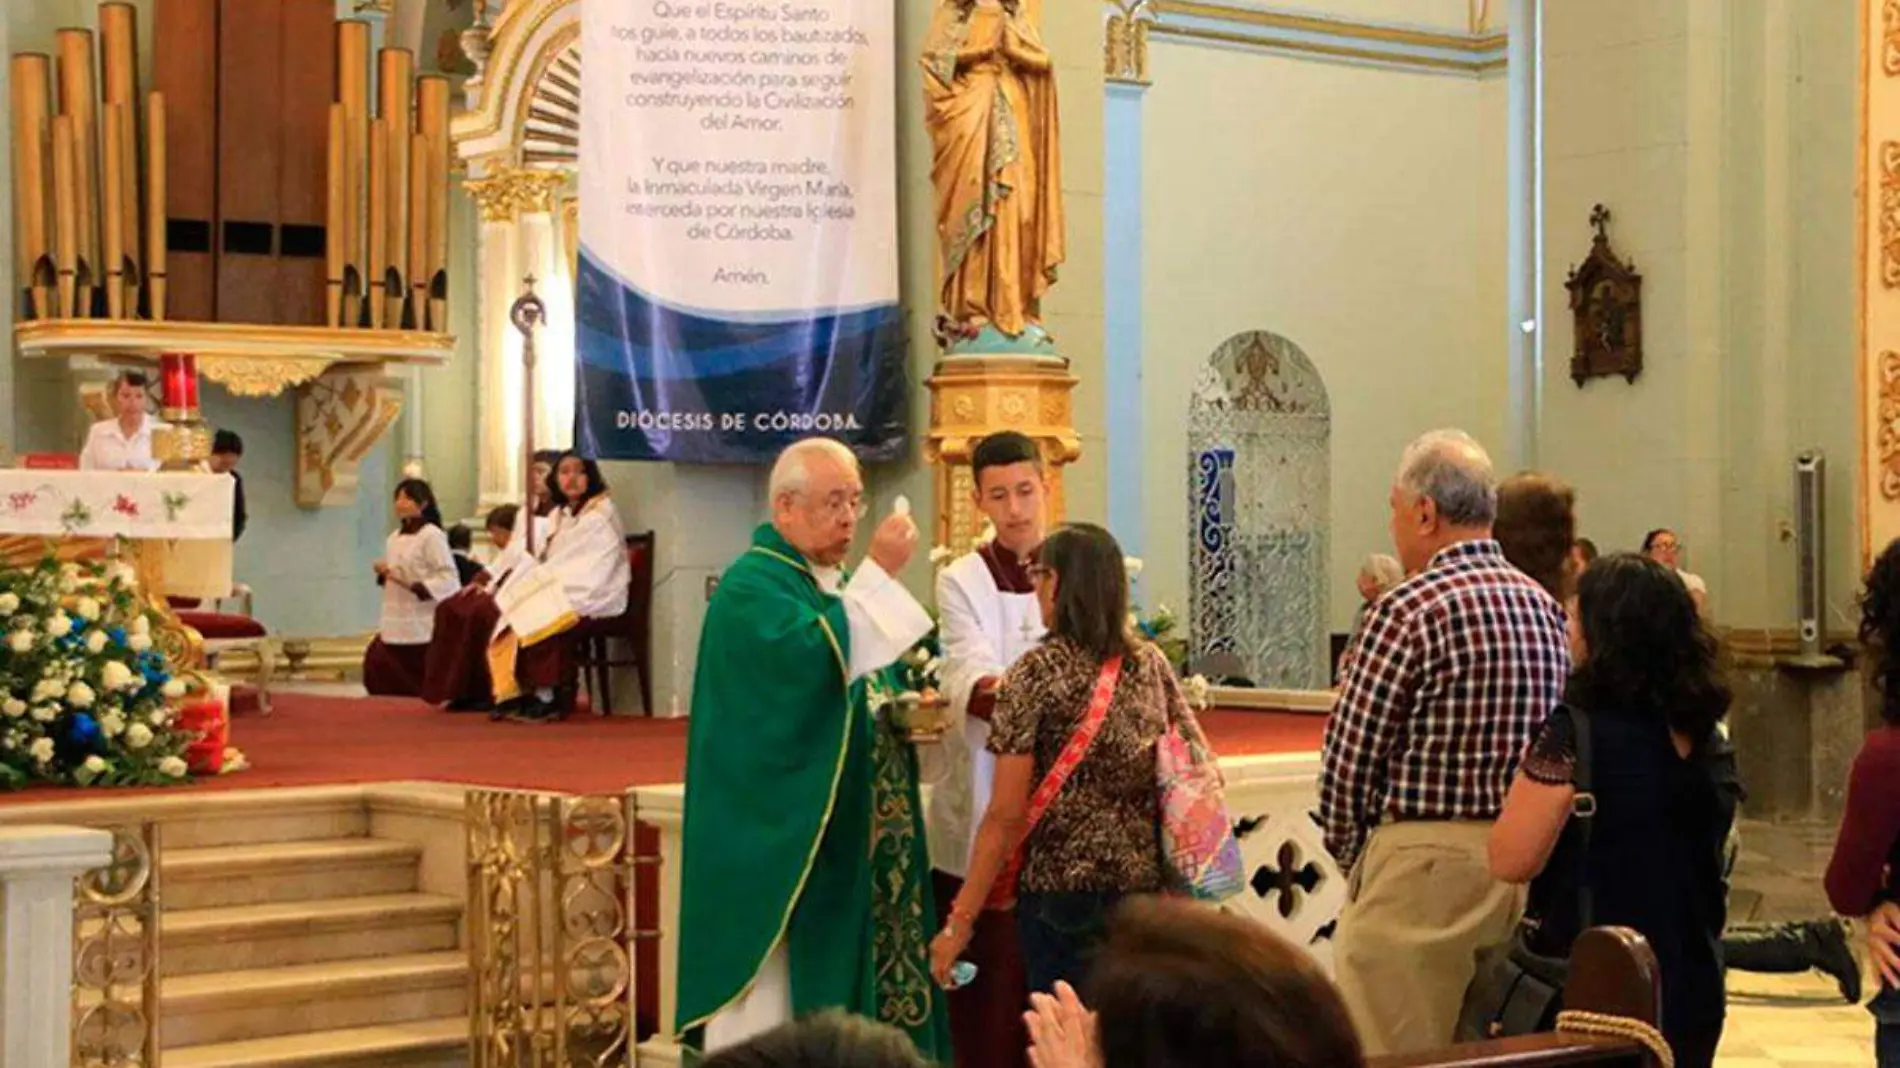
464, 168, 568, 224
1104, 0, 1154, 85
1886, 0, 1900, 75
1880, 351, 1900, 501
1565, 204, 1644, 386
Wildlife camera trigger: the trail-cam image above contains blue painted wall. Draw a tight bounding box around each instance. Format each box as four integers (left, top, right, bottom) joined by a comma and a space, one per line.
1104, 82, 1146, 599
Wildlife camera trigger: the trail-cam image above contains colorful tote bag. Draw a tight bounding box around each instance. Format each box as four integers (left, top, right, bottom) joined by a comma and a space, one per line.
1155, 701, 1245, 901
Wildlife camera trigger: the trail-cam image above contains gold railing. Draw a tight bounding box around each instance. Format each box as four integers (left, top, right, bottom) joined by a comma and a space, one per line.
72, 823, 162, 1068
467, 790, 660, 1067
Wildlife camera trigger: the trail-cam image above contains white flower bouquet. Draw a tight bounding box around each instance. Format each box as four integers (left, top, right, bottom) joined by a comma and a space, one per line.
0, 553, 197, 788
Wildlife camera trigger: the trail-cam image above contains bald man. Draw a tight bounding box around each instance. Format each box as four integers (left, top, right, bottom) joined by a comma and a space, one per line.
676, 438, 951, 1061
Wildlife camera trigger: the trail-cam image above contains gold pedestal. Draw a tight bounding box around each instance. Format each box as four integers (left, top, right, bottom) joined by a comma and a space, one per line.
923, 357, 1082, 555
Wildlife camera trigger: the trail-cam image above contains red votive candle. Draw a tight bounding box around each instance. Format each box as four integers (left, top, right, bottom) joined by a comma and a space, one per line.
159, 352, 199, 415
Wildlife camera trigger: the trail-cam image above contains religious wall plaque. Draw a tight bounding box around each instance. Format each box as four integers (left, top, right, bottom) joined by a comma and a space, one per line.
1565, 204, 1644, 386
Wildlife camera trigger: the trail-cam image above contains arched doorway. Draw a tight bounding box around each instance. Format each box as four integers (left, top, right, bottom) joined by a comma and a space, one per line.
1187, 331, 1331, 690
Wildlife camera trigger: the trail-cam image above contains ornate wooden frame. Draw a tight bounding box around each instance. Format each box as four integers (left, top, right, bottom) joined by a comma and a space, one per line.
1565, 204, 1644, 386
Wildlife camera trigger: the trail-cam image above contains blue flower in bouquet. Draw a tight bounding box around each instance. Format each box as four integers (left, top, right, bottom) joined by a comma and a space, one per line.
53, 711, 106, 767
107, 626, 127, 647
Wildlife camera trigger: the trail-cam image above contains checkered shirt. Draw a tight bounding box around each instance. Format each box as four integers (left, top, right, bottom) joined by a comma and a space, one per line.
1319, 539, 1571, 871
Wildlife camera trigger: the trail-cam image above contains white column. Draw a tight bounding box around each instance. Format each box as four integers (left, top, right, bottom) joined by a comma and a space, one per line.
1505, 0, 1543, 470
476, 208, 522, 511
0, 825, 114, 1068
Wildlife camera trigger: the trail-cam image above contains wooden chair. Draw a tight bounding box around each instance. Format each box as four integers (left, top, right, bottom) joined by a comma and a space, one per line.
1370, 927, 1667, 1068
171, 585, 276, 715
574, 531, 655, 716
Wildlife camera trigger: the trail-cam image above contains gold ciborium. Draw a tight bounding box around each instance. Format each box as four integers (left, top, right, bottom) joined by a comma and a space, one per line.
889, 688, 949, 745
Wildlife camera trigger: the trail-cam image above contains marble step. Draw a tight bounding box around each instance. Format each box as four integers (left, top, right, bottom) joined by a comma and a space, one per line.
163, 893, 463, 977
165, 1017, 467, 1068
162, 952, 466, 1048
164, 837, 421, 910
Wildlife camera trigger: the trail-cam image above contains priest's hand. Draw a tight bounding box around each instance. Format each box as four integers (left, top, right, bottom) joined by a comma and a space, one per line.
373, 560, 391, 579
868, 512, 919, 575
1025, 982, 1101, 1068
929, 916, 973, 989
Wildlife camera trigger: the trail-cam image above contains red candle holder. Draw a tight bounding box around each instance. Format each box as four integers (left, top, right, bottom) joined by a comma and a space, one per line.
159, 352, 199, 421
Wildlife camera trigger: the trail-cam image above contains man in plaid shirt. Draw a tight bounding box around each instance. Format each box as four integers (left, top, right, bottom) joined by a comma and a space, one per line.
1320, 429, 1570, 1055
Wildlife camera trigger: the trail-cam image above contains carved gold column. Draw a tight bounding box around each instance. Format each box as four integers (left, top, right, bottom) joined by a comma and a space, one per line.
924, 358, 1081, 555
1862, 0, 1900, 563
465, 166, 565, 511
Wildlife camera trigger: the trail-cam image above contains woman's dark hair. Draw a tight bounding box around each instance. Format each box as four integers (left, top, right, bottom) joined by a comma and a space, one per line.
393, 478, 444, 530
1034, 523, 1132, 662
1494, 472, 1577, 601
1089, 897, 1365, 1068
545, 450, 608, 510
1858, 538, 1900, 725
486, 503, 519, 534
1569, 553, 1730, 741
447, 523, 472, 553
1574, 537, 1599, 565
699, 1010, 929, 1068
1642, 528, 1674, 552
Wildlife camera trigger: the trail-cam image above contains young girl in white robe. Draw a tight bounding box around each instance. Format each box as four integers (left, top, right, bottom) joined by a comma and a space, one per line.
488, 452, 631, 721
364, 479, 461, 697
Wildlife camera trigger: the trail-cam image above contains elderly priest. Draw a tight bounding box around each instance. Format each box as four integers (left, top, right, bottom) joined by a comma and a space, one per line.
676, 438, 950, 1061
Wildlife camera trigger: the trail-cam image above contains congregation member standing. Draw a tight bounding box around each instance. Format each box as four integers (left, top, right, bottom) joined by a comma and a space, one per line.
208, 430, 246, 541
930, 431, 1049, 1068
1644, 528, 1708, 616
363, 479, 461, 697
79, 371, 166, 472
1829, 537, 1900, 1067
1489, 554, 1740, 1068
676, 438, 946, 1060
1494, 472, 1578, 603
1319, 429, 1570, 1055
932, 523, 1200, 997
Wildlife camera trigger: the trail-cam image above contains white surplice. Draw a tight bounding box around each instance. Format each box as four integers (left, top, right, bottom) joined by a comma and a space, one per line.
492, 496, 631, 643
701, 553, 934, 1053
929, 548, 1045, 877
378, 525, 461, 645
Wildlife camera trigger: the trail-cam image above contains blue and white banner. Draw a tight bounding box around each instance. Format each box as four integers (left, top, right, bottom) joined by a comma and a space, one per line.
576, 0, 903, 463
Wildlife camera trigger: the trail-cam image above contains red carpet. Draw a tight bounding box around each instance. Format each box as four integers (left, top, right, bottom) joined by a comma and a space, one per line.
0, 693, 1326, 802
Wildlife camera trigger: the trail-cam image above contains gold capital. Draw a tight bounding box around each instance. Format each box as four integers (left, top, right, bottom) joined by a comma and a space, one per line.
464, 168, 569, 224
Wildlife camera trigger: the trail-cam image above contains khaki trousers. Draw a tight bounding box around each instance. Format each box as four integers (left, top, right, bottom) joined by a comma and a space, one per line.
1332, 820, 1523, 1057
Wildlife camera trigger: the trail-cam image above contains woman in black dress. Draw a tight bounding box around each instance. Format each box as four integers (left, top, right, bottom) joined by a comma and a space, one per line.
1489, 553, 1741, 1068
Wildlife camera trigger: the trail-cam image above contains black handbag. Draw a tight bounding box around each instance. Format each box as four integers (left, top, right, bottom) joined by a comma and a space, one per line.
1455, 705, 1597, 1042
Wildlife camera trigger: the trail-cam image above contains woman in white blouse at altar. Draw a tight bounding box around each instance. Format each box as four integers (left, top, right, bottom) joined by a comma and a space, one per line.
363, 479, 462, 697
482, 451, 631, 722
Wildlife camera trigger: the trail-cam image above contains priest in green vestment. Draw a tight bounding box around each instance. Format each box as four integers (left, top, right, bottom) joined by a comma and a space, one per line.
677, 438, 952, 1062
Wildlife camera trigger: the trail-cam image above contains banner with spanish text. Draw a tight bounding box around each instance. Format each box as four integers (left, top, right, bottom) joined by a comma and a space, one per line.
576, 0, 903, 463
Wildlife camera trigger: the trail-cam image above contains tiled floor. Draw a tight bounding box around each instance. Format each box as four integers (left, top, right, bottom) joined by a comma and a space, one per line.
1719, 820, 1876, 1067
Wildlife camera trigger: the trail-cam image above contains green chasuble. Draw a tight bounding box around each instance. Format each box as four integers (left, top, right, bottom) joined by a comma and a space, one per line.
676, 524, 950, 1061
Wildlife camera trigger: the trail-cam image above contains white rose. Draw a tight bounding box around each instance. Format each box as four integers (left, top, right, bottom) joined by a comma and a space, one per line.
0, 593, 18, 614
100, 661, 135, 692
127, 633, 151, 653
129, 615, 150, 637
59, 563, 80, 579
31, 679, 63, 703
124, 723, 154, 749
6, 631, 29, 653
85, 630, 107, 654
148, 708, 170, 727
82, 755, 106, 773
98, 711, 125, 738
66, 681, 95, 708
30, 705, 56, 723
45, 613, 71, 638
0, 698, 23, 718
160, 679, 186, 700
157, 755, 188, 778
74, 597, 100, 622
28, 738, 54, 764
57, 575, 77, 593
1124, 556, 1145, 579
108, 564, 138, 589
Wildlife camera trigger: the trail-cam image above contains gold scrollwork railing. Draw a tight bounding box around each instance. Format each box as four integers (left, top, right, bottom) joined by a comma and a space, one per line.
72, 823, 162, 1068
467, 790, 660, 1067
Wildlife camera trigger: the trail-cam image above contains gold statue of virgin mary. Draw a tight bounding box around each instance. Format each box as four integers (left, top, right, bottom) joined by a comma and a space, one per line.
921, 0, 1066, 352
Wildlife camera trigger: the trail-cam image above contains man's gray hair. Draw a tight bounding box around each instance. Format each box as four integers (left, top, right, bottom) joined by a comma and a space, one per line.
769, 437, 859, 499
1395, 429, 1497, 526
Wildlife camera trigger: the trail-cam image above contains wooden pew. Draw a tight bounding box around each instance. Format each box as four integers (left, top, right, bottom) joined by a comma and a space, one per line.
1371, 928, 1666, 1068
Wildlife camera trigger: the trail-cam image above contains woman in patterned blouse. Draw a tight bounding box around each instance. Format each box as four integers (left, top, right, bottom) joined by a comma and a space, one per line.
929, 523, 1196, 996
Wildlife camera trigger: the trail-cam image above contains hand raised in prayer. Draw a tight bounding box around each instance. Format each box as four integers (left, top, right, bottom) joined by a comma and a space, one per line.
868, 512, 919, 576
1025, 982, 1101, 1068
1869, 900, 1900, 988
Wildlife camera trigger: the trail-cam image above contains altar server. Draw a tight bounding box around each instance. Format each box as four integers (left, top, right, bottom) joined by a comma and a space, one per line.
485, 451, 632, 721
79, 372, 168, 472
363, 479, 461, 696
930, 431, 1048, 1068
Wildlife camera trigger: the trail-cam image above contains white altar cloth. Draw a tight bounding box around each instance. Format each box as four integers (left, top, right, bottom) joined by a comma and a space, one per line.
0, 471, 235, 598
